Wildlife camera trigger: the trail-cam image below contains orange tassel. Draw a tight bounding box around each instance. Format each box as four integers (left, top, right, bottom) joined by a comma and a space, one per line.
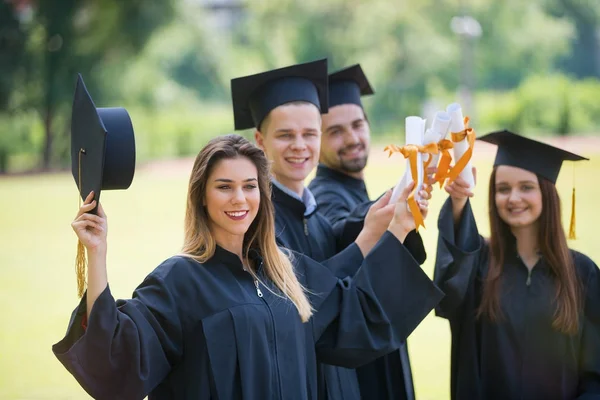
76, 240, 87, 298
568, 187, 576, 240
76, 148, 87, 298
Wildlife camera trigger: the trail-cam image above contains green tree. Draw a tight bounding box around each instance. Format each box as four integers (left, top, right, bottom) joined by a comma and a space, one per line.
239, 0, 578, 131
544, 0, 600, 78
3, 0, 175, 170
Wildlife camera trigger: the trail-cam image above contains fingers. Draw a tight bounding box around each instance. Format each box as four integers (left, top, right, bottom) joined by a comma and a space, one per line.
75, 200, 97, 219
84, 191, 95, 205
74, 212, 105, 226
75, 191, 96, 218
397, 181, 415, 203
370, 189, 393, 211
71, 219, 104, 233
97, 202, 107, 219
449, 175, 470, 188
444, 181, 474, 198
394, 183, 433, 205
381, 203, 396, 216
418, 185, 433, 200
472, 166, 477, 185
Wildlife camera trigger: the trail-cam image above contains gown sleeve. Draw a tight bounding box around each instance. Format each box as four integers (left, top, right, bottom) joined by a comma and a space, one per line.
330, 201, 369, 240
576, 252, 600, 398
302, 231, 444, 369
434, 197, 485, 319
51, 268, 184, 400
332, 200, 428, 265
315, 186, 356, 227
320, 242, 365, 279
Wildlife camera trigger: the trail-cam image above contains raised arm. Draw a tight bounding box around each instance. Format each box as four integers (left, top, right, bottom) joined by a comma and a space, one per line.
53, 194, 184, 399
306, 183, 444, 368
329, 188, 429, 265
434, 172, 484, 319
70, 191, 108, 316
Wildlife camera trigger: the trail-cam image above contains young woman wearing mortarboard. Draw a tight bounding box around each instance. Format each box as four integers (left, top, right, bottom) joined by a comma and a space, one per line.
435, 130, 600, 399
53, 126, 443, 398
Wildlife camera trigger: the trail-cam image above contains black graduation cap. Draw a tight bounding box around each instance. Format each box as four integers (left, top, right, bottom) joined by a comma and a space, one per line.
231, 59, 328, 130
478, 130, 587, 184
71, 74, 136, 298
71, 74, 136, 211
479, 129, 589, 240
328, 64, 374, 109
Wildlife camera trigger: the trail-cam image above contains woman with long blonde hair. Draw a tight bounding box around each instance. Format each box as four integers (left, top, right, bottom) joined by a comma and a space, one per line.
434, 130, 600, 399
53, 134, 442, 399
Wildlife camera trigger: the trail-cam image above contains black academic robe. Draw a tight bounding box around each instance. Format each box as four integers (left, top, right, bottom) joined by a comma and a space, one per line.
272, 183, 368, 398
435, 198, 600, 400
308, 164, 420, 400
53, 234, 443, 400
309, 164, 426, 264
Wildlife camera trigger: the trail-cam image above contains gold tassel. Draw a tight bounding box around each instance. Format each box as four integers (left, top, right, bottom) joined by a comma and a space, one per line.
568, 187, 576, 240
76, 148, 87, 298
76, 240, 87, 297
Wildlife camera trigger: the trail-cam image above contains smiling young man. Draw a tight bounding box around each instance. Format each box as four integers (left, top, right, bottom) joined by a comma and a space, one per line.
308, 64, 424, 400
230, 59, 434, 400
231, 59, 390, 271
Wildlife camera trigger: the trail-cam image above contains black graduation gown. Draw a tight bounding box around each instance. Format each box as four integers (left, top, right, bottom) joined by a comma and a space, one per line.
308, 164, 419, 400
272, 183, 368, 398
308, 164, 426, 264
434, 198, 600, 400
53, 234, 443, 400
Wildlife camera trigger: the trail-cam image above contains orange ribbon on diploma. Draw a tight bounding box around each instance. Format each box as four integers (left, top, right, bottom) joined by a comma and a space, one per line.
385, 142, 438, 231
433, 139, 454, 188
446, 116, 476, 183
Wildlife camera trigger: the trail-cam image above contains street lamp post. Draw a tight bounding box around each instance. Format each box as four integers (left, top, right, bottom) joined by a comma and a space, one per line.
450, 15, 482, 118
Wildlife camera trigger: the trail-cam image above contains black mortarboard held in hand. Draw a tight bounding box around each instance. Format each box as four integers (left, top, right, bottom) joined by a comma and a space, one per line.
71, 73, 136, 297
478, 129, 588, 239
328, 64, 374, 109
231, 59, 329, 130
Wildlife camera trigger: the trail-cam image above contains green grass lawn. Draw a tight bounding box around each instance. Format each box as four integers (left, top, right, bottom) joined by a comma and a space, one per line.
1, 148, 599, 399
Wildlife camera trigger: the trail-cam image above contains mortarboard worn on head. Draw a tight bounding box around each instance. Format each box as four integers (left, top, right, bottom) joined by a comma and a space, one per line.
477, 130, 587, 184
71, 73, 136, 297
231, 59, 328, 130
478, 129, 588, 239
328, 64, 374, 109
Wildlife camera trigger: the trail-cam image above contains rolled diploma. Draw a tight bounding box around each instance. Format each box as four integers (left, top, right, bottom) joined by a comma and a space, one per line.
446, 103, 475, 189
390, 116, 425, 204
423, 111, 451, 170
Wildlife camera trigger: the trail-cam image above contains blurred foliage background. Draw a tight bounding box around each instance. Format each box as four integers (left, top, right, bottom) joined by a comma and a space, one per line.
1, 0, 599, 174
2, 1, 600, 398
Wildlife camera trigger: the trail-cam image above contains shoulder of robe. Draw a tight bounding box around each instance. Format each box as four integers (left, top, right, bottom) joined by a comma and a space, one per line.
571, 250, 599, 280
142, 255, 208, 289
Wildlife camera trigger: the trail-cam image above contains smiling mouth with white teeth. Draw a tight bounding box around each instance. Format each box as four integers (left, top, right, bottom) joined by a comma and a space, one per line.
286, 157, 309, 165
225, 210, 249, 220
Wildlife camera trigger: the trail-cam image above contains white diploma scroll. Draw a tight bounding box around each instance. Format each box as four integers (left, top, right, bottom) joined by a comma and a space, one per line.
390, 116, 426, 204
446, 103, 475, 189
423, 111, 451, 171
